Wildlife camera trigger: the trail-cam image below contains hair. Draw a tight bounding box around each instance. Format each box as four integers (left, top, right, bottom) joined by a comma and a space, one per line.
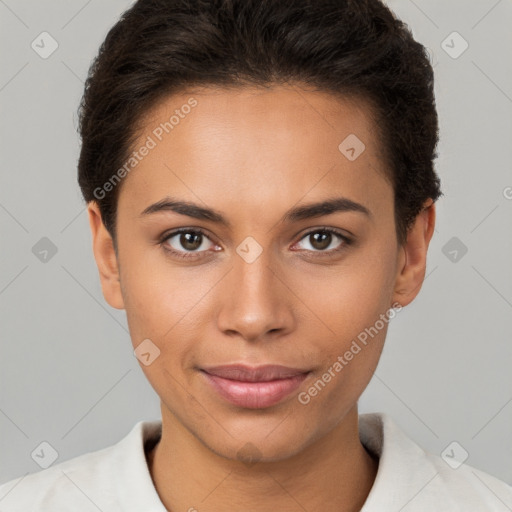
77, 0, 442, 249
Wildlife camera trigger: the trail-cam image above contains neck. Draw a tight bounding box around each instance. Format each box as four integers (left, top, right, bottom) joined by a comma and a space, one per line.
147, 405, 378, 512
148, 405, 378, 512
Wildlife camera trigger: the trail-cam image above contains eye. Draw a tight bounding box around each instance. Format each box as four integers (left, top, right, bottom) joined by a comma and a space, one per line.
159, 228, 219, 259
159, 226, 353, 261
293, 228, 352, 254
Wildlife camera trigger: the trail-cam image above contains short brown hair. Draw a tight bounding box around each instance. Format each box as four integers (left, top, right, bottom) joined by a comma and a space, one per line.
77, 0, 442, 247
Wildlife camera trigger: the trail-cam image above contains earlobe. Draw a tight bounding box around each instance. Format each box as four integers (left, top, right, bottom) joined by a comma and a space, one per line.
87, 201, 125, 310
392, 199, 436, 308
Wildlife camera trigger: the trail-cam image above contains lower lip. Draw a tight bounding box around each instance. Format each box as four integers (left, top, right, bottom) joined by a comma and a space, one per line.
201, 371, 309, 409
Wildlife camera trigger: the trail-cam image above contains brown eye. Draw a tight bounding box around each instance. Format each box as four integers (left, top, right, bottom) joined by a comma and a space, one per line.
179, 232, 203, 251
161, 228, 216, 257
295, 228, 351, 254
309, 231, 333, 250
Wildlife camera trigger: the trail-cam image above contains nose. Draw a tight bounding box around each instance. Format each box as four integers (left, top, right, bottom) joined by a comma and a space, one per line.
216, 247, 296, 343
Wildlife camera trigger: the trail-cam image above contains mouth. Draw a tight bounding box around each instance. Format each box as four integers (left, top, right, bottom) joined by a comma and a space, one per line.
200, 364, 310, 409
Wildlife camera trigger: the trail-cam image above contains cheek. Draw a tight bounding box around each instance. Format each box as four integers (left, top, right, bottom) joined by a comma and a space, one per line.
296, 267, 394, 423
295, 239, 397, 402
119, 260, 209, 398
119, 245, 222, 359
303, 243, 397, 344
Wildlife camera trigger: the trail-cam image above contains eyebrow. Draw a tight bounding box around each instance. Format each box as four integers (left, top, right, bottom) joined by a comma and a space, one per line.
139, 196, 371, 228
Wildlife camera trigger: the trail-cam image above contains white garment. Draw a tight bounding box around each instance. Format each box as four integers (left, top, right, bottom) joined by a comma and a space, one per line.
1, 412, 511, 511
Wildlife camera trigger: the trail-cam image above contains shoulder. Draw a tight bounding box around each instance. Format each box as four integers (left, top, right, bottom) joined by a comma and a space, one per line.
0, 420, 162, 512
359, 412, 512, 511
424, 448, 512, 510
0, 443, 116, 511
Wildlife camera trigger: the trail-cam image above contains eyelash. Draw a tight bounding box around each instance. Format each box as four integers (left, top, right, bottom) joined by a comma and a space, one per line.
158, 227, 353, 260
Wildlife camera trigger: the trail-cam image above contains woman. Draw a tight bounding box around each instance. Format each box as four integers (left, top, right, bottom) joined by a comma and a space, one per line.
1, 0, 511, 510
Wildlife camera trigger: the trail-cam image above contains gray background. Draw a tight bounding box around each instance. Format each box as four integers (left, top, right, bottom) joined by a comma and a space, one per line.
1, 0, 511, 489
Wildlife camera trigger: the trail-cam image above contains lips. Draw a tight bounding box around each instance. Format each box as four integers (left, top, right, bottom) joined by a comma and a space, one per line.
200, 364, 310, 409
202, 364, 308, 382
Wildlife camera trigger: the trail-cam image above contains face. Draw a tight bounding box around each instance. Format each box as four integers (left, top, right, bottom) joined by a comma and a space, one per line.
89, 85, 434, 462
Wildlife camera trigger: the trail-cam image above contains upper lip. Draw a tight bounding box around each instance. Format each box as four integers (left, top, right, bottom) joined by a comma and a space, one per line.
201, 364, 310, 382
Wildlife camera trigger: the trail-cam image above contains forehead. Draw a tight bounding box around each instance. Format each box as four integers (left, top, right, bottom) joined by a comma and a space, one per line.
118, 85, 393, 223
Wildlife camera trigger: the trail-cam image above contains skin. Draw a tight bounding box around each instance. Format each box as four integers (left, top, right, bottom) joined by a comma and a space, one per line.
87, 84, 435, 512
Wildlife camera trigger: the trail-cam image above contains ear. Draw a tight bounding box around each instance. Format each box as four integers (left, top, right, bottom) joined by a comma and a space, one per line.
87, 201, 125, 310
392, 199, 436, 307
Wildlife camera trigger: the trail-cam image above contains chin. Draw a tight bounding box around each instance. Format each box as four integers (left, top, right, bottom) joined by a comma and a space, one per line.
192, 412, 325, 465
213, 434, 309, 466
